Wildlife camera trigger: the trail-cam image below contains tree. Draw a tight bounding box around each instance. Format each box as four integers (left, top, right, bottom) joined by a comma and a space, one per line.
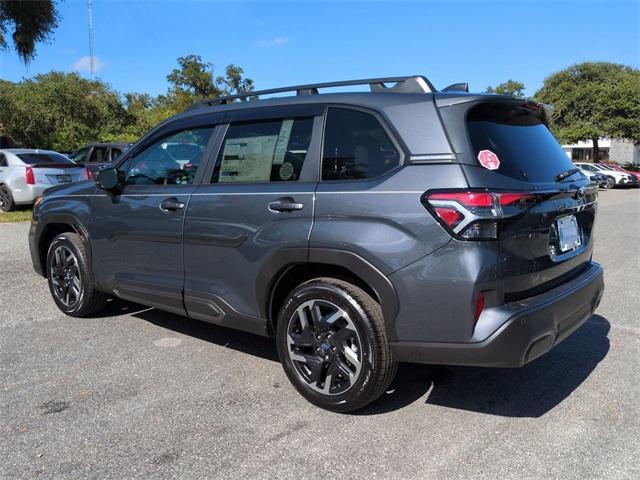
167, 54, 221, 99
166, 55, 254, 110
486, 80, 526, 98
217, 64, 255, 98
0, 0, 59, 63
0, 55, 255, 149
535, 62, 640, 162
0, 72, 128, 150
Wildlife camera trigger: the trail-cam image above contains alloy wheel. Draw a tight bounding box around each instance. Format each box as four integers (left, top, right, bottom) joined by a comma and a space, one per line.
50, 245, 82, 308
0, 188, 9, 210
286, 299, 363, 396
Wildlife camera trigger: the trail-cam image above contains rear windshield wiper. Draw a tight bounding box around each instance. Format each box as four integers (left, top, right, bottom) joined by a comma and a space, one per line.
554, 167, 582, 182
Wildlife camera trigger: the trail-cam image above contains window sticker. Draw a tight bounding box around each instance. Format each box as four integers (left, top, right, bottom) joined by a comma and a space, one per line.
477, 149, 500, 170
273, 119, 294, 165
279, 162, 294, 180
219, 135, 277, 182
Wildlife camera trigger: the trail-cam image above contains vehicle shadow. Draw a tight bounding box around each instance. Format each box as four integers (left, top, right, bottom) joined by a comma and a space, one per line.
93, 298, 279, 362
96, 299, 610, 418
358, 314, 610, 417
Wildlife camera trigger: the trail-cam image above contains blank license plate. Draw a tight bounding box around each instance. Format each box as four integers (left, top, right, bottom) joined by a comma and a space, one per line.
57, 175, 72, 183
557, 215, 581, 252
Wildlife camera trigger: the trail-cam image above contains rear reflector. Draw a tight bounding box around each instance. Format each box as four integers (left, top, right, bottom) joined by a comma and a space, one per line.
25, 167, 35, 185
474, 291, 485, 326
423, 190, 537, 240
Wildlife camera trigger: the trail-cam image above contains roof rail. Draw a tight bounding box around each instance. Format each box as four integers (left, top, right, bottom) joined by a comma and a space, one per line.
195, 75, 435, 107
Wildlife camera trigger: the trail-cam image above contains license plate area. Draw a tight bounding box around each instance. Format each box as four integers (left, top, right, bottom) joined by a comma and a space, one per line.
557, 215, 581, 252
57, 174, 72, 183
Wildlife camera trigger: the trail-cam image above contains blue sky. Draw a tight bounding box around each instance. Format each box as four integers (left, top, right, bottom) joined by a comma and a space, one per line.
0, 0, 638, 97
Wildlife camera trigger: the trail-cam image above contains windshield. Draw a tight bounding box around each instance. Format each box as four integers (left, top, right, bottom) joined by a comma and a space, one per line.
467, 103, 575, 183
17, 152, 74, 165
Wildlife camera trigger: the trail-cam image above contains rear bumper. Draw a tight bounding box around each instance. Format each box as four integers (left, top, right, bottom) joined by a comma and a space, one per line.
391, 262, 604, 367
617, 176, 638, 185
12, 184, 47, 204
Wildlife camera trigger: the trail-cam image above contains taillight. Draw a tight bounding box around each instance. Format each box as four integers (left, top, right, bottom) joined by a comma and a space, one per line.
85, 169, 93, 180
422, 190, 536, 240
25, 167, 35, 185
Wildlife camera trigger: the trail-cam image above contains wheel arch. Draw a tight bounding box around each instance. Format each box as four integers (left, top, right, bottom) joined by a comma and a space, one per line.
260, 248, 399, 340
37, 215, 91, 276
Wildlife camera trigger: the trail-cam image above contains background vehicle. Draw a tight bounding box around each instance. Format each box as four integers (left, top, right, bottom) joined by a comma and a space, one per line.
29, 76, 604, 412
575, 162, 637, 188
575, 165, 608, 188
0, 149, 86, 212
68, 142, 132, 178
600, 163, 640, 185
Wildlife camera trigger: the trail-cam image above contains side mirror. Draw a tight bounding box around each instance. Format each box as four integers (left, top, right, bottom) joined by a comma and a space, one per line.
96, 167, 120, 190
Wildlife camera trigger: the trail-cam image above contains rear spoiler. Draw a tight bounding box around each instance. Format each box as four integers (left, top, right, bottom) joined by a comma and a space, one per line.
435, 95, 555, 126
519, 101, 555, 125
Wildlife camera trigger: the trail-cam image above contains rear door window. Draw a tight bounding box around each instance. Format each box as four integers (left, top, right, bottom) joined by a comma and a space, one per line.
322, 108, 400, 181
467, 103, 575, 183
109, 148, 122, 162
17, 153, 74, 165
68, 147, 90, 163
89, 147, 108, 163
211, 117, 313, 183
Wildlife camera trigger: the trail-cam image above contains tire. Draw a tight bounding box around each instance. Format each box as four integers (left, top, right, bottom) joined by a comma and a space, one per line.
0, 185, 15, 212
46, 232, 107, 317
604, 176, 615, 189
276, 277, 397, 413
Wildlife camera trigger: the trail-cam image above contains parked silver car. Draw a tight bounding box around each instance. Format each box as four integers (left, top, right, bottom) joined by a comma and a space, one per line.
0, 149, 87, 212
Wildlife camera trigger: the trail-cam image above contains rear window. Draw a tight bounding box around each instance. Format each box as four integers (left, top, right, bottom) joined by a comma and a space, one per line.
467, 103, 575, 183
17, 152, 74, 165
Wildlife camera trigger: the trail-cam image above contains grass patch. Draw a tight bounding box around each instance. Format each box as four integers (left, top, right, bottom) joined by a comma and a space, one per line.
0, 209, 33, 223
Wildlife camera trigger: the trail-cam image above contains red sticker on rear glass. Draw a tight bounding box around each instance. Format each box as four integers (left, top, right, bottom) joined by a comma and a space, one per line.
477, 150, 500, 170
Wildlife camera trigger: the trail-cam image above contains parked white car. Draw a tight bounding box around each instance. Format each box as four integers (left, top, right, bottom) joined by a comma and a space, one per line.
0, 149, 87, 212
574, 162, 637, 188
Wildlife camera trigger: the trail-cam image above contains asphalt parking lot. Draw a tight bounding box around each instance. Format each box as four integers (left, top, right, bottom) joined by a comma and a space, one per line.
1, 189, 639, 479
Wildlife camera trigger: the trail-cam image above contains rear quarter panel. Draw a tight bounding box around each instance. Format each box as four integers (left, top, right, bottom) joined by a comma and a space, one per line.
311, 164, 467, 274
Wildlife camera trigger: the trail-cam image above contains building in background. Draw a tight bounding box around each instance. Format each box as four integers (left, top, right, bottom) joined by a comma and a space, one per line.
562, 139, 640, 165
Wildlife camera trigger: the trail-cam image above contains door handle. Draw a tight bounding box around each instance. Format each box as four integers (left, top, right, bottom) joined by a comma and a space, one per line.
159, 198, 185, 211
268, 198, 304, 213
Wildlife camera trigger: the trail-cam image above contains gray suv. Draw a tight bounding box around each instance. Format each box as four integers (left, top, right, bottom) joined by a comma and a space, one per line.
29, 76, 604, 412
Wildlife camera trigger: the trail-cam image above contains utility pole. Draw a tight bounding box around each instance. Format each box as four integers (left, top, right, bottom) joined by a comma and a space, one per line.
87, 0, 95, 75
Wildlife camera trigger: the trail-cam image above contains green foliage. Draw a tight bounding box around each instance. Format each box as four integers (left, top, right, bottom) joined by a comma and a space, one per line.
0, 208, 32, 223
486, 80, 526, 98
535, 62, 640, 145
0, 55, 254, 150
166, 55, 255, 111
0, 0, 59, 63
0, 72, 128, 151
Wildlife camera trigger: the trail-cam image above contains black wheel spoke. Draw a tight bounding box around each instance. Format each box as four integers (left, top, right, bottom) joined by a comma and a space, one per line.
337, 359, 355, 381
310, 302, 323, 327
289, 329, 314, 348
331, 326, 355, 345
